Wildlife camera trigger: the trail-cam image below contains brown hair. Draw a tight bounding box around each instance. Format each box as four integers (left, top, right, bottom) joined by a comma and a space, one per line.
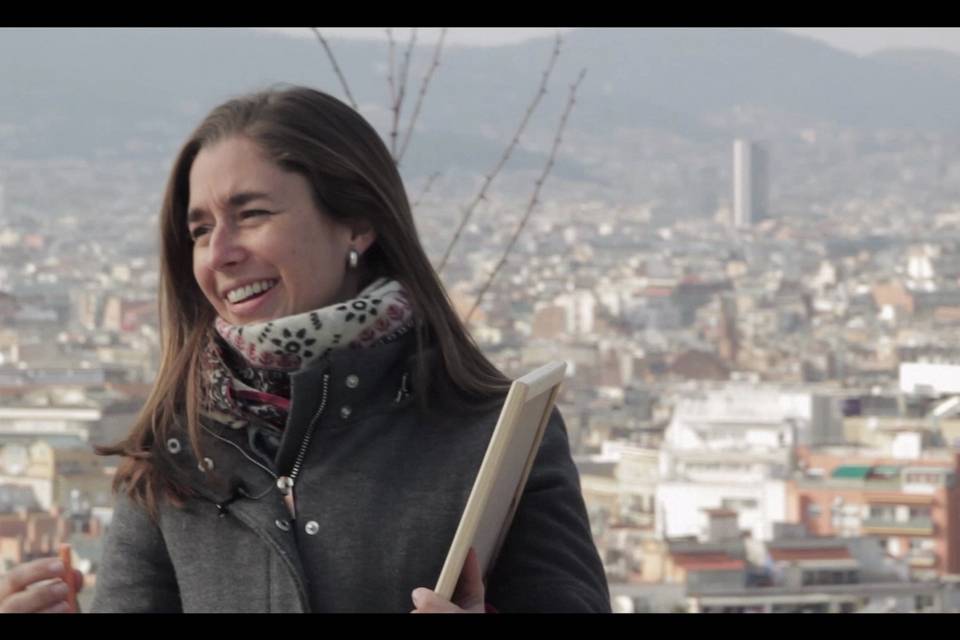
97, 86, 510, 519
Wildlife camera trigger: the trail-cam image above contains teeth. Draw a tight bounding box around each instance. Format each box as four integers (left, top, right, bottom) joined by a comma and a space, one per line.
226, 280, 277, 304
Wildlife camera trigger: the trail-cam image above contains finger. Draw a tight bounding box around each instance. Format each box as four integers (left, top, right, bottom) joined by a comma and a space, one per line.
73, 569, 85, 594
0, 558, 65, 601
411, 588, 462, 613
37, 601, 72, 614
452, 548, 485, 611
0, 579, 71, 614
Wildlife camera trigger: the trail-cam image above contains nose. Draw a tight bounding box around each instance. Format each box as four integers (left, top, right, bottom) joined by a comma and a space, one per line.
206, 223, 248, 271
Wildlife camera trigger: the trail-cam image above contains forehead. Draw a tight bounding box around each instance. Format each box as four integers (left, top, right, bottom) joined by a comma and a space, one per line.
187, 136, 292, 210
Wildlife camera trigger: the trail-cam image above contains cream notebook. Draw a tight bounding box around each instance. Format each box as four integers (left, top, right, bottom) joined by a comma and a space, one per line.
434, 360, 568, 600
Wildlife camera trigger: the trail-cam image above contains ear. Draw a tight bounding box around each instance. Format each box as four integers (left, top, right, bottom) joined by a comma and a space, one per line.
349, 221, 377, 256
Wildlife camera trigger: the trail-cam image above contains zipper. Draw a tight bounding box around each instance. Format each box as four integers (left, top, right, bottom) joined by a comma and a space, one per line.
395, 373, 409, 404
275, 373, 330, 520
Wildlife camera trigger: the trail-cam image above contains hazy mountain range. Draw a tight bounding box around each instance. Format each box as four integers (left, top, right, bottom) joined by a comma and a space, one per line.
1, 27, 958, 175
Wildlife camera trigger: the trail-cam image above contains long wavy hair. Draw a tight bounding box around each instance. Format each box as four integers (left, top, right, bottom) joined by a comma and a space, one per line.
97, 86, 510, 519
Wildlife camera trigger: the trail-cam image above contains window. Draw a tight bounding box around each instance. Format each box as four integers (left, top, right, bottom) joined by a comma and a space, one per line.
869, 504, 896, 520
909, 506, 932, 520
803, 570, 856, 586
722, 498, 758, 510
908, 538, 935, 552
906, 472, 941, 485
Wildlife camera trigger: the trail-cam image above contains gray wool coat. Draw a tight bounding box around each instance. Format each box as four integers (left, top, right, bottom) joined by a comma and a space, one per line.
90, 333, 611, 613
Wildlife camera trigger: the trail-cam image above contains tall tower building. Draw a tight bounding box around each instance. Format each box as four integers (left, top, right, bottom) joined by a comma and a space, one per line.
732, 139, 769, 228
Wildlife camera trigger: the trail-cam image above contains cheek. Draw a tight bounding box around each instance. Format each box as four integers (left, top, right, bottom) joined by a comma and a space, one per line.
192, 259, 217, 304
294, 243, 342, 301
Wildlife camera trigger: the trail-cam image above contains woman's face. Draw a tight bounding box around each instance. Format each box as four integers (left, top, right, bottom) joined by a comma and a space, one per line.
187, 136, 374, 326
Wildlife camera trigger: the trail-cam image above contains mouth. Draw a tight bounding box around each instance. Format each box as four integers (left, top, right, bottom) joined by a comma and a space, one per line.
224, 279, 280, 305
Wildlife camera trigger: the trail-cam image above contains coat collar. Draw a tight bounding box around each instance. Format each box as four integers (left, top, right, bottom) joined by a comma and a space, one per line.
157, 328, 426, 498
273, 328, 420, 473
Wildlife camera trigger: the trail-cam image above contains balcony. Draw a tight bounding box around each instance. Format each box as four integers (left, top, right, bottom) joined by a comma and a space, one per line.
861, 517, 935, 536
906, 552, 937, 568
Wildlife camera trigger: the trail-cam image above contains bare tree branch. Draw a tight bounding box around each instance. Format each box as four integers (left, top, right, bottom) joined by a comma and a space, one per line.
466, 68, 587, 324
310, 28, 358, 110
396, 28, 447, 165
412, 171, 442, 210
436, 32, 563, 275
399, 28, 417, 101
386, 28, 397, 106
390, 28, 418, 158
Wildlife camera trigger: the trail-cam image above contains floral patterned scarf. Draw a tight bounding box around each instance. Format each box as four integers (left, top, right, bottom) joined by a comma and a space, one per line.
200, 277, 414, 431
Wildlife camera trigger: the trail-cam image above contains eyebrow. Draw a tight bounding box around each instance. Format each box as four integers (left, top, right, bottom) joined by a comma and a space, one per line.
187, 192, 274, 223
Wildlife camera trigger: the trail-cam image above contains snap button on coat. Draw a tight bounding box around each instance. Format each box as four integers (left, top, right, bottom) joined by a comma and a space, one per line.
166, 438, 181, 454
345, 374, 359, 389
305, 521, 319, 535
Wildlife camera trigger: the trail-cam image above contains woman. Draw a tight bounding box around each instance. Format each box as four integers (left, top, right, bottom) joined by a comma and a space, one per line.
0, 86, 610, 613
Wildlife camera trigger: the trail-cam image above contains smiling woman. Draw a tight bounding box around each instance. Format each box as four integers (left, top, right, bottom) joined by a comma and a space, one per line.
186, 136, 374, 326
0, 85, 610, 614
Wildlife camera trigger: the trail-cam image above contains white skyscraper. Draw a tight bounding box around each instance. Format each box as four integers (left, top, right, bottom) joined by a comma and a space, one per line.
732, 139, 769, 228
555, 290, 596, 337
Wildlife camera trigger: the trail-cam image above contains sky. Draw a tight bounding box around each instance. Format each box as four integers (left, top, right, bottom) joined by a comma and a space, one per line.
258, 27, 960, 56
258, 28, 573, 47
780, 28, 960, 56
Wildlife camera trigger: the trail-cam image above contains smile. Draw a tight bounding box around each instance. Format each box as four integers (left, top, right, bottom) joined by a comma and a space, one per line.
225, 279, 279, 304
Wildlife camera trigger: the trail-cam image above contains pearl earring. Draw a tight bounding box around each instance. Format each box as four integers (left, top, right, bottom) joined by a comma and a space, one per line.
348, 249, 359, 269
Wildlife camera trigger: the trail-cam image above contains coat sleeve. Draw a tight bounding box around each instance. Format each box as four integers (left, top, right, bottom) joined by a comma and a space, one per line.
484, 408, 611, 612
90, 492, 183, 613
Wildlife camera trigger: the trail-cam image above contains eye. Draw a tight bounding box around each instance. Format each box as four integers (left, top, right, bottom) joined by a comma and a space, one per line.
239, 209, 271, 220
189, 226, 210, 241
